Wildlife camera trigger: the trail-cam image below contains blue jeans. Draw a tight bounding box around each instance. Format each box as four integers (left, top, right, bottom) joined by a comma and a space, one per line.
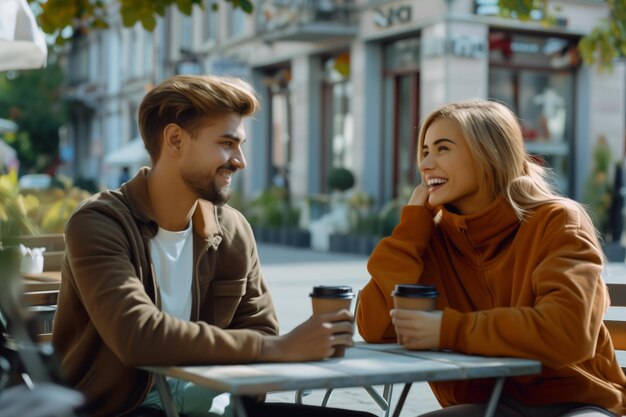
141, 378, 233, 417
141, 379, 377, 417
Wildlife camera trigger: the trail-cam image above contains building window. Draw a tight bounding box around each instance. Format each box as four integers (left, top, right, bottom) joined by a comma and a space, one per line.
383, 37, 420, 199
69, 38, 89, 84
321, 51, 353, 192
129, 103, 139, 140
228, 7, 245, 38
203, 2, 219, 42
127, 28, 142, 79
489, 30, 579, 195
264, 67, 292, 190
181, 15, 193, 50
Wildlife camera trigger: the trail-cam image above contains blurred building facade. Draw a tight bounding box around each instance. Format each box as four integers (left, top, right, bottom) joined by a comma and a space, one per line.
60, 0, 626, 209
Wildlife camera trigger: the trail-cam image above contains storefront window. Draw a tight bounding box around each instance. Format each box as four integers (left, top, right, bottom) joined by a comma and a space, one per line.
385, 37, 420, 70
383, 36, 420, 199
321, 51, 353, 191
265, 67, 292, 190
489, 31, 578, 195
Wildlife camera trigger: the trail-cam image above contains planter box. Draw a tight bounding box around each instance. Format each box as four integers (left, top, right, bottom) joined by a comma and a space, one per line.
252, 226, 311, 248
329, 233, 380, 256
285, 229, 311, 248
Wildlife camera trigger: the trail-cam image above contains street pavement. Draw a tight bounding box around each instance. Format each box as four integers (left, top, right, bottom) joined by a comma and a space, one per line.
255, 242, 626, 416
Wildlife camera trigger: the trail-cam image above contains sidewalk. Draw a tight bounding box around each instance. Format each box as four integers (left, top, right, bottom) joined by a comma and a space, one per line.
256, 243, 626, 416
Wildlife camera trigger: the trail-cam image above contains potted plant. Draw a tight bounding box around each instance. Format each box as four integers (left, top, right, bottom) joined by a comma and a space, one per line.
331, 191, 380, 255
327, 167, 355, 193
604, 162, 626, 261
325, 167, 356, 252
584, 135, 612, 236
247, 187, 310, 247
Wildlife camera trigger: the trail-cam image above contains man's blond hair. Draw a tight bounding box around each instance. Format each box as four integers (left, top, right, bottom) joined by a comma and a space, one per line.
138, 75, 259, 163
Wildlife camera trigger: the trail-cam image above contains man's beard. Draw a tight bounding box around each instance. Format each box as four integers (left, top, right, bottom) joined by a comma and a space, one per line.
181, 167, 234, 206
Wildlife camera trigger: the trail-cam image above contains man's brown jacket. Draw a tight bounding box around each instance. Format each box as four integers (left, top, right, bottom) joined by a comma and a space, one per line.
52, 168, 279, 416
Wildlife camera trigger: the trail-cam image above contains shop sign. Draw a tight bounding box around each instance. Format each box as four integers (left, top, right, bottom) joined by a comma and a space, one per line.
209, 58, 249, 79
373, 4, 412, 28
422, 36, 486, 59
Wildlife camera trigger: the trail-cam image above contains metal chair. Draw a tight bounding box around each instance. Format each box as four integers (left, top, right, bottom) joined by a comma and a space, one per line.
605, 279, 626, 372
0, 246, 83, 417
9, 233, 66, 252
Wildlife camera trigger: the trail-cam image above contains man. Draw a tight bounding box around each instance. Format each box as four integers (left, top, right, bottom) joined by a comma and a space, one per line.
52, 75, 372, 417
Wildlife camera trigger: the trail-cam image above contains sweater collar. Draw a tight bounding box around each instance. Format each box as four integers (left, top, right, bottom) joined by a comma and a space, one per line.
122, 167, 223, 247
439, 196, 520, 248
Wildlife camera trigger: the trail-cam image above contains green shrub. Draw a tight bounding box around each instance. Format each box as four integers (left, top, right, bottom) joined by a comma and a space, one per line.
327, 167, 355, 192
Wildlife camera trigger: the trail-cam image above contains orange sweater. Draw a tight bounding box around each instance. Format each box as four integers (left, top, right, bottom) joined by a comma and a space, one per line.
357, 197, 626, 414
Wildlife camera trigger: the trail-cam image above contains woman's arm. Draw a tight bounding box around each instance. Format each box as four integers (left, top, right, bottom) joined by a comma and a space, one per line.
357, 202, 438, 342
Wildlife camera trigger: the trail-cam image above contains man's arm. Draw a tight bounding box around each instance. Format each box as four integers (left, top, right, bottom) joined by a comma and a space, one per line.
259, 310, 354, 361
225, 219, 355, 361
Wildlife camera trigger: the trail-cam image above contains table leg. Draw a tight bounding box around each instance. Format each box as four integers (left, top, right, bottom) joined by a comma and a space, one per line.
295, 389, 312, 404
382, 384, 393, 417
363, 385, 389, 412
391, 383, 412, 417
321, 388, 334, 406
232, 396, 249, 417
483, 377, 505, 417
154, 374, 180, 417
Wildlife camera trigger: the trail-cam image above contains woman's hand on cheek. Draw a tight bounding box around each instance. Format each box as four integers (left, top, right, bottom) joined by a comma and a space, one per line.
391, 309, 443, 350
408, 184, 430, 206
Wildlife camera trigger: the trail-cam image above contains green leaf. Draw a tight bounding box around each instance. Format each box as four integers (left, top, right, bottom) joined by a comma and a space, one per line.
240, 0, 254, 13
211, 2, 219, 11
155, 0, 168, 15
176, 0, 193, 15
121, 12, 137, 27
141, 15, 157, 31
93, 18, 109, 30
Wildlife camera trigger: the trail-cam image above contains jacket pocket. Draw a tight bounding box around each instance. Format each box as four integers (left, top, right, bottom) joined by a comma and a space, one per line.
212, 278, 247, 328
213, 278, 247, 297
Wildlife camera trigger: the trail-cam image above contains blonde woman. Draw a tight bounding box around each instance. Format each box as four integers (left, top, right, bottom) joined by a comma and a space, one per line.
357, 100, 626, 416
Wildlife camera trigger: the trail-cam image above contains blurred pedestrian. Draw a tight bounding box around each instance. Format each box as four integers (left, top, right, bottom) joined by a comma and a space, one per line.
118, 166, 130, 186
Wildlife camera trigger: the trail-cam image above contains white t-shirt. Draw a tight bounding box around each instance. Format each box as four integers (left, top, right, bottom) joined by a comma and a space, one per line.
150, 223, 193, 321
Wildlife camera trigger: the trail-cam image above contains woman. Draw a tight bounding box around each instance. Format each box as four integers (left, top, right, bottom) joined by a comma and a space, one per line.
357, 100, 626, 416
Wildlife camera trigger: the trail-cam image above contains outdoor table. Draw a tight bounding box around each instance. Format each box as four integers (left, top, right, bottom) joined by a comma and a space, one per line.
142, 342, 541, 417
21, 271, 61, 292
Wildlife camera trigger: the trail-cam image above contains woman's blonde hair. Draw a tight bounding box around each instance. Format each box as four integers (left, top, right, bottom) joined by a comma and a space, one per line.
417, 99, 576, 221
138, 75, 259, 163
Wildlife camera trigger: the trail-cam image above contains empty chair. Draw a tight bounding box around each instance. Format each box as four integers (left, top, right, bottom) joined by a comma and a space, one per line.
12, 233, 66, 252
23, 289, 58, 344
605, 279, 626, 372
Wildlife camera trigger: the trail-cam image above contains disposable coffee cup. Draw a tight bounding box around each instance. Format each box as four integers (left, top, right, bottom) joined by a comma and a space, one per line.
310, 285, 355, 358
392, 284, 438, 311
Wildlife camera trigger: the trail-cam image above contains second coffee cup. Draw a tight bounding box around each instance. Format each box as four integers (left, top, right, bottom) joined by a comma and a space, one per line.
392, 284, 438, 311
310, 285, 355, 358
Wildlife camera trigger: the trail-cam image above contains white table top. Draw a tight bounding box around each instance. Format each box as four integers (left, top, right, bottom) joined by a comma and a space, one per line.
143, 343, 541, 396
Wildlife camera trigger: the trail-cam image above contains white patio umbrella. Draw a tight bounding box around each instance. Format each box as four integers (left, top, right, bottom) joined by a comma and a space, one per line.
0, 0, 47, 71
0, 117, 17, 134
0, 118, 18, 169
104, 137, 150, 168
0, 138, 17, 168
